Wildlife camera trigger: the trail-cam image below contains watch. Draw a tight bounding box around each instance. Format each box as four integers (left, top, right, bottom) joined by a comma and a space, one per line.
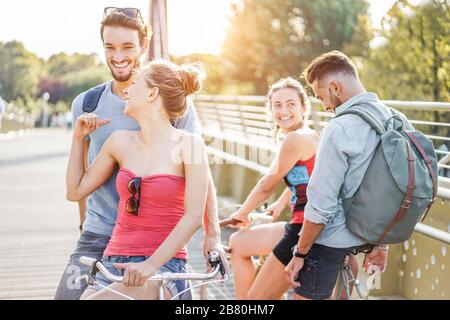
292, 244, 309, 258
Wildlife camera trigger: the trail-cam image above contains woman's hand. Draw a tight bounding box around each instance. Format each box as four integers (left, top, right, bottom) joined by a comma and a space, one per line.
265, 201, 285, 221
114, 261, 158, 287
74, 113, 110, 140
228, 210, 250, 228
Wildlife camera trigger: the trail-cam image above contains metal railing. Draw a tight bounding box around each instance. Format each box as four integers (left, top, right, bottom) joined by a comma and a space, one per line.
195, 94, 450, 246
0, 102, 34, 133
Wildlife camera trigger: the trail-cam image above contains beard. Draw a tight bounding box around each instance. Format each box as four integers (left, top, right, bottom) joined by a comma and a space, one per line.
107, 59, 139, 82
329, 89, 343, 112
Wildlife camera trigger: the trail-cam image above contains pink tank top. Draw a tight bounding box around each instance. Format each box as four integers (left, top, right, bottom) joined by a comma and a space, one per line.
104, 168, 188, 259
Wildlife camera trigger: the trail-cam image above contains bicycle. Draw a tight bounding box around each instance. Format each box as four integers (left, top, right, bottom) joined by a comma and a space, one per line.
218, 204, 366, 300
76, 251, 227, 300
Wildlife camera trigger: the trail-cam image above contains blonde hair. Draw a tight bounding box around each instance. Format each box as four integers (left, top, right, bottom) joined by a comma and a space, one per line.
266, 77, 310, 142
143, 60, 205, 121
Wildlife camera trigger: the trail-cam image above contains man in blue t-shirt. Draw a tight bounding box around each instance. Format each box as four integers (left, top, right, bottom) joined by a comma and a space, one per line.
54, 7, 226, 300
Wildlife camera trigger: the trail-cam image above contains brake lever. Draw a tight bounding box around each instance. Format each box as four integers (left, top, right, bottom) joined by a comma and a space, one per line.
208, 251, 226, 278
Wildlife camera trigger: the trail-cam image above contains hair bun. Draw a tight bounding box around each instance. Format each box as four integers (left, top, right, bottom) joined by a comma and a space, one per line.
178, 64, 205, 96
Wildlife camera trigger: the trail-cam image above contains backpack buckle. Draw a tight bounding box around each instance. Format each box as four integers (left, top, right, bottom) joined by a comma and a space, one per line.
401, 200, 411, 209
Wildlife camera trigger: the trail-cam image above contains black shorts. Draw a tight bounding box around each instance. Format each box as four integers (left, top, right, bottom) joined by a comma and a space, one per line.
294, 243, 352, 300
272, 223, 302, 266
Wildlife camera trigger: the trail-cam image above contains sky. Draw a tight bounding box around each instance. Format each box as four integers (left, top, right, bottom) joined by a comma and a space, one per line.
0, 0, 407, 61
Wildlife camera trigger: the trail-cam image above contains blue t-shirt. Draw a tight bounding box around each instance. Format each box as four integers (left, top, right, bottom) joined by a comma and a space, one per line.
71, 80, 202, 236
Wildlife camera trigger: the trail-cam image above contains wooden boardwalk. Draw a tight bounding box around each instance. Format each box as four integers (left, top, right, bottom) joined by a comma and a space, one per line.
0, 129, 79, 299
0, 128, 235, 300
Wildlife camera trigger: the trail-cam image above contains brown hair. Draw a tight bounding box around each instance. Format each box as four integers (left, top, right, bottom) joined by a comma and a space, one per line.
100, 12, 152, 47
304, 50, 358, 85
143, 60, 205, 121
266, 77, 310, 142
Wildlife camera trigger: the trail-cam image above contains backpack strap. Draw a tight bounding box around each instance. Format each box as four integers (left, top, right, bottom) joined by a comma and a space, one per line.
82, 83, 107, 113
335, 106, 386, 135
377, 139, 416, 243
404, 131, 438, 222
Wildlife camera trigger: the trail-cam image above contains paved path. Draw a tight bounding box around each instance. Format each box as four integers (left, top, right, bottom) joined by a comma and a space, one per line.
0, 129, 78, 299
0, 128, 235, 300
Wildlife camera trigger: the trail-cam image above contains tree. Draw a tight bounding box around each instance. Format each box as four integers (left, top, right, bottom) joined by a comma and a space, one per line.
62, 65, 110, 103
362, 0, 449, 102
222, 0, 371, 94
39, 53, 110, 104
361, 0, 449, 137
45, 52, 100, 77
0, 41, 43, 102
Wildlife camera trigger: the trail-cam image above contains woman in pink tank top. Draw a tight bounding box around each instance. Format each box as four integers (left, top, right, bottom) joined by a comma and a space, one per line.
66, 60, 209, 300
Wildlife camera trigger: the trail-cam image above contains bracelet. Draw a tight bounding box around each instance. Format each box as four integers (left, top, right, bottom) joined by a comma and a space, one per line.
79, 224, 83, 231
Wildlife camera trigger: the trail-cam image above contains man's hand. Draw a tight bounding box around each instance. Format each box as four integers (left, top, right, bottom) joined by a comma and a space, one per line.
363, 246, 388, 274
114, 260, 158, 287
203, 235, 229, 277
285, 257, 304, 288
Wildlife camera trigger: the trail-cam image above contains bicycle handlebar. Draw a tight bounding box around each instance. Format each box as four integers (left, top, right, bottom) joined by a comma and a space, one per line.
79, 251, 225, 283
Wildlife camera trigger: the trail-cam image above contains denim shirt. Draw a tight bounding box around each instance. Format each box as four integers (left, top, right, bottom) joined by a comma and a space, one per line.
304, 92, 393, 248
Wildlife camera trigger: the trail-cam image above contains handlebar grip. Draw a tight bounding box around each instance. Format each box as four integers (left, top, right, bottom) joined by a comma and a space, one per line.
79, 256, 97, 267
219, 218, 240, 228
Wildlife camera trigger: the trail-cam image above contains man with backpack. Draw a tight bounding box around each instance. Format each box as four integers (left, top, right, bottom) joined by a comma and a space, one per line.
285, 51, 437, 300
54, 7, 226, 300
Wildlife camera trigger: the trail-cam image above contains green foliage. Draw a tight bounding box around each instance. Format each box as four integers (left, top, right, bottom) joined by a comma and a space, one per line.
0, 41, 43, 102
0, 41, 108, 114
362, 0, 449, 102
360, 0, 449, 138
61, 65, 110, 103
41, 52, 109, 103
222, 0, 371, 94
45, 52, 100, 77
10, 95, 45, 116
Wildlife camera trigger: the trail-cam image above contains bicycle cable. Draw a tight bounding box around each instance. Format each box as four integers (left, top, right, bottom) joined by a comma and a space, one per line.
171, 274, 230, 300
92, 281, 136, 300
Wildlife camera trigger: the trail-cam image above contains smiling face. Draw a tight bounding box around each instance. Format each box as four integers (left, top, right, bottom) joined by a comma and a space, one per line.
270, 88, 305, 133
103, 26, 146, 82
123, 69, 156, 117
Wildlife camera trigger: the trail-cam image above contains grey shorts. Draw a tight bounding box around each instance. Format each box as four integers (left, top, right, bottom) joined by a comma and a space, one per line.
294, 243, 352, 300
87, 255, 192, 300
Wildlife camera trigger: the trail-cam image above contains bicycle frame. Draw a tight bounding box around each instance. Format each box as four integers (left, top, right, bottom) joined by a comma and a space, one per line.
334, 259, 365, 300
77, 251, 227, 300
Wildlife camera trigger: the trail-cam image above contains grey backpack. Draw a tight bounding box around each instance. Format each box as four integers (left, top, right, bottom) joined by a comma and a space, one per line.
336, 106, 438, 244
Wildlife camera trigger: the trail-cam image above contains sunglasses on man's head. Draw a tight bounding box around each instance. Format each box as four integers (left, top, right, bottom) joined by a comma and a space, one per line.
126, 177, 141, 216
104, 7, 144, 24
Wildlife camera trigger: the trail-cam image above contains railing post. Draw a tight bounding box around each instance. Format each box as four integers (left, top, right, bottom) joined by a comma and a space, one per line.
310, 100, 321, 133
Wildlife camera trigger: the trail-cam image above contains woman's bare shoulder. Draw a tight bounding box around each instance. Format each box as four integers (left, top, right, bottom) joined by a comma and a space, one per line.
105, 130, 137, 150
